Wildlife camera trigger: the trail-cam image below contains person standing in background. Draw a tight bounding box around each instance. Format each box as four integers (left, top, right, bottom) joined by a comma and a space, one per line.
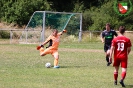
101, 23, 118, 66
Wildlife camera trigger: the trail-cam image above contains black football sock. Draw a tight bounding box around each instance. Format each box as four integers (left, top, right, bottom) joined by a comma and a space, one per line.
106, 56, 109, 63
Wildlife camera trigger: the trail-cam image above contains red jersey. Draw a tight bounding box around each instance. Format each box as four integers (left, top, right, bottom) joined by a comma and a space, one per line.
111, 36, 132, 59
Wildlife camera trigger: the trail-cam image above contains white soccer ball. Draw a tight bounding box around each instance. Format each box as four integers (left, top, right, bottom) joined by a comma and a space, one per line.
45, 62, 51, 68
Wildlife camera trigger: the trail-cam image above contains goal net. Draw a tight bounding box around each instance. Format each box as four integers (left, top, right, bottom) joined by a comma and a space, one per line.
19, 11, 82, 44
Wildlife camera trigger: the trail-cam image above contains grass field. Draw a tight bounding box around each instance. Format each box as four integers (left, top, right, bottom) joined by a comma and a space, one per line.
0, 42, 133, 88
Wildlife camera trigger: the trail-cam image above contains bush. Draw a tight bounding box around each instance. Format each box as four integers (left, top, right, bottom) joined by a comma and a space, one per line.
0, 30, 10, 39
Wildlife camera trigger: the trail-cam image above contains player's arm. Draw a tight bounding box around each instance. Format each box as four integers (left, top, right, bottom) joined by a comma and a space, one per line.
109, 39, 115, 63
101, 37, 104, 43
127, 47, 131, 55
109, 46, 115, 63
36, 36, 51, 50
58, 29, 67, 35
127, 39, 132, 55
114, 31, 118, 37
100, 32, 105, 43
41, 36, 51, 46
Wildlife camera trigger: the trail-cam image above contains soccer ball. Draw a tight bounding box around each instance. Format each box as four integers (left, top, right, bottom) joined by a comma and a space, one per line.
45, 62, 51, 68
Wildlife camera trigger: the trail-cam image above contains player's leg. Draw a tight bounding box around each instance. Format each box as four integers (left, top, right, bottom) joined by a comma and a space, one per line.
39, 47, 45, 56
119, 60, 127, 87
106, 49, 110, 61
106, 45, 112, 66
113, 58, 121, 85
106, 49, 112, 66
119, 68, 126, 87
104, 44, 109, 65
121, 68, 127, 81
40, 48, 52, 56
52, 51, 60, 68
36, 45, 46, 56
114, 66, 119, 85
104, 44, 110, 66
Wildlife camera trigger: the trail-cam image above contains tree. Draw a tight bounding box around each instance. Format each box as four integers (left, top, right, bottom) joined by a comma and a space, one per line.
0, 0, 51, 26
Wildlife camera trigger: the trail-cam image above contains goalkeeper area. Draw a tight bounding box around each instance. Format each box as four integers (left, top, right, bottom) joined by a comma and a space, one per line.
19, 11, 82, 44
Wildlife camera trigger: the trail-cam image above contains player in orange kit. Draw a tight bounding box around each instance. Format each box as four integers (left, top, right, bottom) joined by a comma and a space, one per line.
109, 26, 132, 87
37, 29, 67, 68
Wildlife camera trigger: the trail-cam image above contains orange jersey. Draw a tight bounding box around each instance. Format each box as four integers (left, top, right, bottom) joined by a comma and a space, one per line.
45, 33, 61, 50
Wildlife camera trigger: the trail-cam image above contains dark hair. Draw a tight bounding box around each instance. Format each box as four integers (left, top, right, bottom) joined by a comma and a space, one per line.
106, 23, 110, 27
119, 26, 125, 34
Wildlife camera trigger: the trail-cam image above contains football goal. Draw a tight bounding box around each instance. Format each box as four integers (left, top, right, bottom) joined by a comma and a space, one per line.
19, 11, 82, 44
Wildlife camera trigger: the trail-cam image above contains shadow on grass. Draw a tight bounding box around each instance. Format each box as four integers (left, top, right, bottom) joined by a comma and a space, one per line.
61, 65, 88, 68
126, 85, 133, 88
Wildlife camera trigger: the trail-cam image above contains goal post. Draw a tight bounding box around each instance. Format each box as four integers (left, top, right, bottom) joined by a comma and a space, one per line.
19, 11, 82, 44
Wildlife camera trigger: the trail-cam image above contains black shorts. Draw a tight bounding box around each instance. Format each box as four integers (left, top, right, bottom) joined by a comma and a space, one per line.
104, 44, 111, 52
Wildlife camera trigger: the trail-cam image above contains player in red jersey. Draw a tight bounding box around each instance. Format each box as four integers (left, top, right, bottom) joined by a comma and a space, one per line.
109, 26, 132, 87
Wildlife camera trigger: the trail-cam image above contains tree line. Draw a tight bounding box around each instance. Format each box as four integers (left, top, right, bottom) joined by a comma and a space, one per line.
0, 0, 133, 31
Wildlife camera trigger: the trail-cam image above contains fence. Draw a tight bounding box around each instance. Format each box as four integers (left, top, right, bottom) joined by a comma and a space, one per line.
82, 31, 133, 42
0, 29, 133, 44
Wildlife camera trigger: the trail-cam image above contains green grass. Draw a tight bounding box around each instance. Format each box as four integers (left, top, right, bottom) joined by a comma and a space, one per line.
0, 42, 133, 88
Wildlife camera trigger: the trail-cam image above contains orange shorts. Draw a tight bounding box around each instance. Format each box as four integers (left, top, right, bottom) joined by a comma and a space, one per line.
43, 48, 58, 56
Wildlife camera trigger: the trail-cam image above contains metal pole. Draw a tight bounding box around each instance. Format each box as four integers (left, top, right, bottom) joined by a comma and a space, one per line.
19, 12, 36, 44
10, 30, 13, 44
63, 14, 73, 30
90, 31, 92, 40
36, 11, 81, 15
42, 11, 46, 42
26, 30, 28, 43
79, 13, 82, 42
